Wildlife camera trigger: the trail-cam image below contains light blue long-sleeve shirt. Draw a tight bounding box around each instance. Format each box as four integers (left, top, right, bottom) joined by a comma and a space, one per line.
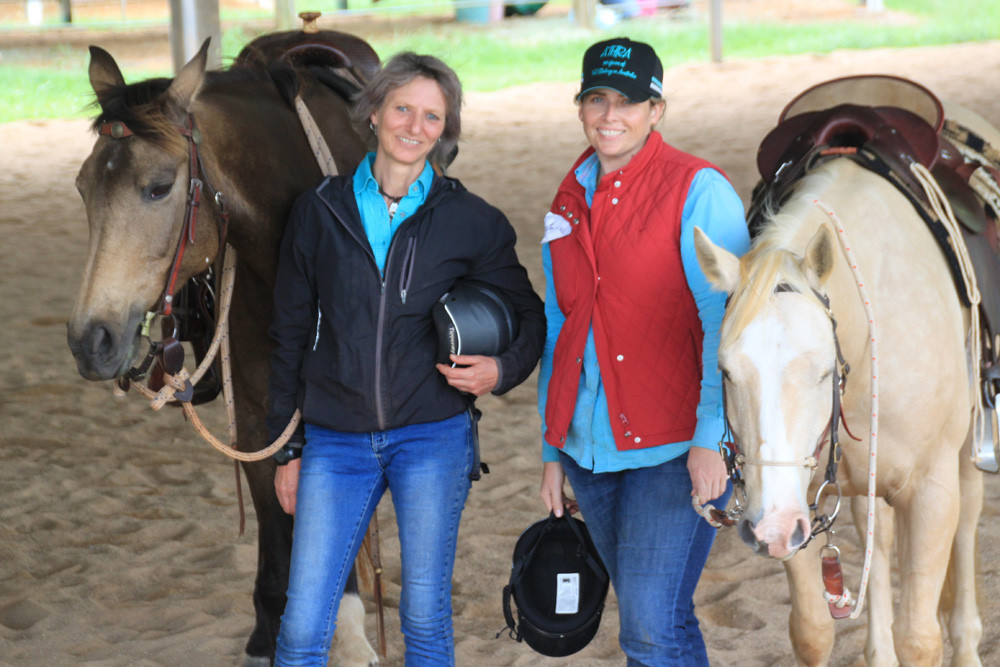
538, 154, 750, 472
353, 152, 434, 274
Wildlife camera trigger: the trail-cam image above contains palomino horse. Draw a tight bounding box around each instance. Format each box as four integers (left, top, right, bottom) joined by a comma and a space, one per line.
694, 98, 996, 665
66, 36, 378, 666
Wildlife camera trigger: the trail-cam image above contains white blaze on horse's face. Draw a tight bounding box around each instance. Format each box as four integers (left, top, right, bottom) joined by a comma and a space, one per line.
721, 291, 836, 560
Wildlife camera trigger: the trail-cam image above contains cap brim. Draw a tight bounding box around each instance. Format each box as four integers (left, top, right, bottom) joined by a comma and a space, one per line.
576, 84, 651, 103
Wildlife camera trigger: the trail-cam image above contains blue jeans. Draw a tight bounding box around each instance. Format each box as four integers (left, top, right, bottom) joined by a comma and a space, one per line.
560, 451, 731, 667
275, 411, 474, 666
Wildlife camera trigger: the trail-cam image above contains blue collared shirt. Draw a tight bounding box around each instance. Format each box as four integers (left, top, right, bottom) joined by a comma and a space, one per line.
353, 152, 434, 274
538, 152, 750, 472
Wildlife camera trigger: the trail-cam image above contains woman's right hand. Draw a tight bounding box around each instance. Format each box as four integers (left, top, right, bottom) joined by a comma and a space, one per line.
540, 461, 578, 517
275, 459, 301, 515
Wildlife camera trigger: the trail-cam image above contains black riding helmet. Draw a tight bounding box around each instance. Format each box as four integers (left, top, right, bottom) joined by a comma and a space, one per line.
500, 513, 610, 657
432, 280, 519, 365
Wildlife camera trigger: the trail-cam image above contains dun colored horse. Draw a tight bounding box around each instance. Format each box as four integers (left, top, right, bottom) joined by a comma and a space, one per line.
694, 98, 996, 665
66, 35, 378, 666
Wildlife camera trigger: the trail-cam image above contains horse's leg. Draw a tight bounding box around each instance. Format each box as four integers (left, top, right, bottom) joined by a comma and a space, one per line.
240, 455, 293, 665
333, 569, 379, 666
783, 541, 835, 667
853, 497, 897, 667
942, 435, 984, 666
891, 454, 961, 666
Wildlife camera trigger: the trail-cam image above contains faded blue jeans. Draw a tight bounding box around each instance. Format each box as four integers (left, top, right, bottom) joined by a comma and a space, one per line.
274, 411, 474, 666
560, 450, 731, 667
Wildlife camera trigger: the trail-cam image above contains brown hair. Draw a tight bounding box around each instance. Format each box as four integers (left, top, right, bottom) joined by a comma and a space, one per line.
353, 52, 463, 169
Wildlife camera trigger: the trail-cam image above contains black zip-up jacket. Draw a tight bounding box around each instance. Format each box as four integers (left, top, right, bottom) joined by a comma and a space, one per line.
266, 173, 545, 444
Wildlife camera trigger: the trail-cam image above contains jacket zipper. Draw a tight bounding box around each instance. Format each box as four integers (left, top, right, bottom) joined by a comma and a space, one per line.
398, 237, 417, 304
374, 243, 399, 431
312, 300, 322, 351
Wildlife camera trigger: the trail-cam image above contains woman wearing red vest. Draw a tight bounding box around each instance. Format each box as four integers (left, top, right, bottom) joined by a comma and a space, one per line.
537, 38, 750, 665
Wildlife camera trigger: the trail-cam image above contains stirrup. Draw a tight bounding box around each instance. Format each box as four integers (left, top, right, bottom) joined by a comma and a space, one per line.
973, 403, 1000, 473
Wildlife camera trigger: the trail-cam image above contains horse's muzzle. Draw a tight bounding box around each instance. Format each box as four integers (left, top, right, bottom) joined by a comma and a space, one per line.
66, 314, 142, 380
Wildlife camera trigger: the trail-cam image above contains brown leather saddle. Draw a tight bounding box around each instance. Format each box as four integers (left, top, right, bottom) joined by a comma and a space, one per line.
750, 75, 997, 297
233, 14, 380, 101
748, 75, 1000, 408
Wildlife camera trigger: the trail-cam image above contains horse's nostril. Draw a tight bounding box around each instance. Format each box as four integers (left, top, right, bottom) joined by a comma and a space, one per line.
790, 517, 811, 550
89, 323, 116, 359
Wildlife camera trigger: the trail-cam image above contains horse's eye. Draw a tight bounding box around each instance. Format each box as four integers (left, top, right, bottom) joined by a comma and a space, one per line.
144, 182, 173, 201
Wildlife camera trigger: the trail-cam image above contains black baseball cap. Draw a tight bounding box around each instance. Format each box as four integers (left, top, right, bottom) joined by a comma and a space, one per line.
577, 37, 663, 103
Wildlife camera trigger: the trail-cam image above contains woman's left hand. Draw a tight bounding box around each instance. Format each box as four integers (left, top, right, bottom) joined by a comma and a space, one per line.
687, 446, 728, 503
435, 354, 499, 396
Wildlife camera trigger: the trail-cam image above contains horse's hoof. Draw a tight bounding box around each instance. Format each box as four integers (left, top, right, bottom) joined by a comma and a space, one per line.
242, 654, 272, 667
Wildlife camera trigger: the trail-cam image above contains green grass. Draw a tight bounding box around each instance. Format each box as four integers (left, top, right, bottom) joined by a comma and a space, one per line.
2, 0, 998, 123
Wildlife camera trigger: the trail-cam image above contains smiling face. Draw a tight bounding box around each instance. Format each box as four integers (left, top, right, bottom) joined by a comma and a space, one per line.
578, 88, 664, 173
371, 75, 447, 171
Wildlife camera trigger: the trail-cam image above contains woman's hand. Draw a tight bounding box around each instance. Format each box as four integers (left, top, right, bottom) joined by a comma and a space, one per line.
687, 446, 728, 504
435, 354, 499, 396
275, 459, 301, 515
540, 461, 579, 517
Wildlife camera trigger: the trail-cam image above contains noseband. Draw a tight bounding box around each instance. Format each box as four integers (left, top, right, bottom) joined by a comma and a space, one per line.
713, 283, 854, 543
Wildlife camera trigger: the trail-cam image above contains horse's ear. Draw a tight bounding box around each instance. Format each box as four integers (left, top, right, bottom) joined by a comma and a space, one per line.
166, 38, 210, 113
88, 46, 126, 110
802, 225, 835, 288
694, 226, 741, 294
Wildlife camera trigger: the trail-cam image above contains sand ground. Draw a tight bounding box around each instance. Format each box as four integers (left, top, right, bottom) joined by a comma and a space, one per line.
2, 29, 1000, 667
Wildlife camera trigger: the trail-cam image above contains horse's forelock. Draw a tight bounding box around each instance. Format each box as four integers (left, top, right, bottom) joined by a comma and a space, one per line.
721, 239, 818, 351
91, 78, 185, 151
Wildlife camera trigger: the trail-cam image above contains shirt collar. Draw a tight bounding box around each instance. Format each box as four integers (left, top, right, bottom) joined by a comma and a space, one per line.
354, 151, 435, 200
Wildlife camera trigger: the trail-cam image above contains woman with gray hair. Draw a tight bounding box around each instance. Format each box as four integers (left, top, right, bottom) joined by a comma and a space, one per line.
267, 52, 545, 665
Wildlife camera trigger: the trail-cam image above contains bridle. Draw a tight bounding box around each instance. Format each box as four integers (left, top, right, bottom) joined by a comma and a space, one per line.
711, 283, 856, 547
98, 115, 230, 390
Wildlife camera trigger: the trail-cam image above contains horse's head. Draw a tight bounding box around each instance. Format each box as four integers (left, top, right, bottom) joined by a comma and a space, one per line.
696, 224, 839, 559
68, 42, 221, 380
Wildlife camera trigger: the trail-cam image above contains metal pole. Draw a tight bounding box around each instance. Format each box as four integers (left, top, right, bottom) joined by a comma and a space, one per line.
572, 0, 595, 29
275, 0, 296, 29
709, 0, 723, 63
169, 0, 221, 73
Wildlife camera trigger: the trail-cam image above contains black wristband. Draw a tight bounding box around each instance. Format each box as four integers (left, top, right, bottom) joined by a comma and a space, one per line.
273, 443, 303, 466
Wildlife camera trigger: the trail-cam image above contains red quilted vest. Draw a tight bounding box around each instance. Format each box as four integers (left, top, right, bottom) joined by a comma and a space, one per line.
544, 132, 717, 451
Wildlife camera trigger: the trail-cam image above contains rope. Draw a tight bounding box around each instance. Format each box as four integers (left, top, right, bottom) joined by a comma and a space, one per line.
910, 163, 986, 463
823, 587, 855, 610
813, 199, 877, 620
295, 95, 339, 178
